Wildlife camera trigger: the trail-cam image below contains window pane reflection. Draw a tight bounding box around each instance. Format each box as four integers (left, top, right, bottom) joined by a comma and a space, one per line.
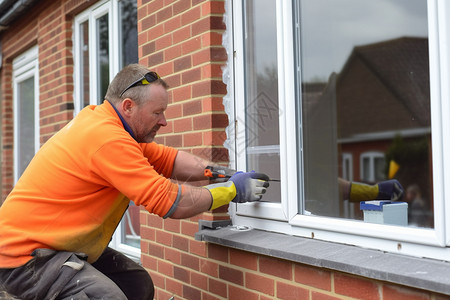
17, 76, 35, 176
297, 0, 433, 227
244, 0, 281, 202
96, 14, 109, 104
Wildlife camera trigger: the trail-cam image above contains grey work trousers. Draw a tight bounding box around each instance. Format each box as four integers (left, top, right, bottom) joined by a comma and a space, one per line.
0, 247, 154, 300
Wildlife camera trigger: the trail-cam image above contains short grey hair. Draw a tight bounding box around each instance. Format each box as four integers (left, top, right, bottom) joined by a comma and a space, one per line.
105, 64, 168, 106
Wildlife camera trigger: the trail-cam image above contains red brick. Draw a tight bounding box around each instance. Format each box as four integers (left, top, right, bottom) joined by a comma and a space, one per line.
165, 134, 182, 147
158, 259, 174, 277
311, 291, 343, 300
191, 272, 208, 290
182, 37, 202, 55
208, 243, 229, 263
259, 256, 293, 280
219, 265, 243, 285
148, 242, 164, 259
164, 15, 181, 33
295, 264, 332, 291
183, 284, 201, 300
383, 284, 430, 300
276, 281, 309, 300
174, 118, 193, 133
201, 1, 225, 15
142, 254, 157, 271
182, 68, 202, 85
189, 239, 207, 257
184, 132, 202, 147
147, 214, 163, 229
155, 229, 173, 246
181, 6, 201, 26
229, 249, 257, 271
140, 226, 155, 242
173, 266, 190, 283
209, 278, 227, 298
334, 273, 380, 300
200, 259, 219, 277
166, 277, 183, 296
174, 56, 192, 72
181, 253, 200, 271
173, 235, 189, 252
202, 292, 222, 300
181, 220, 199, 236
172, 85, 192, 102
183, 99, 202, 115
245, 272, 274, 296
173, 25, 191, 44
203, 130, 227, 146
164, 247, 181, 264
228, 285, 259, 300
165, 44, 182, 61
164, 218, 181, 233
148, 270, 165, 289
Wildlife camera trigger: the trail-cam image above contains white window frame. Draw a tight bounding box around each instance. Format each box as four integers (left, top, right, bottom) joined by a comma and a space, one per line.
12, 46, 39, 184
73, 0, 140, 259
360, 151, 385, 183
228, 0, 450, 261
342, 153, 353, 181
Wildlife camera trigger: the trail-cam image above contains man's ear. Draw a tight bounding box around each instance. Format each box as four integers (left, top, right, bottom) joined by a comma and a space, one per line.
121, 98, 135, 117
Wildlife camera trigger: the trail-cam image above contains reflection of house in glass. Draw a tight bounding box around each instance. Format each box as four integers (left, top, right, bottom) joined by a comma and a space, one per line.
303, 37, 433, 226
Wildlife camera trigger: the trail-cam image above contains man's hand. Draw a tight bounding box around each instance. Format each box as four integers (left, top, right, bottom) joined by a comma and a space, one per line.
376, 179, 404, 201
349, 179, 404, 202
229, 171, 270, 203
205, 171, 270, 210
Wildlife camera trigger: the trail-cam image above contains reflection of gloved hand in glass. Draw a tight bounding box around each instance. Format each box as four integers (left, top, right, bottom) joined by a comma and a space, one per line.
205, 171, 270, 210
349, 179, 404, 202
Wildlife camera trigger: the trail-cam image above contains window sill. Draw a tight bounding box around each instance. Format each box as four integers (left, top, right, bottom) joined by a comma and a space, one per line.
195, 223, 450, 295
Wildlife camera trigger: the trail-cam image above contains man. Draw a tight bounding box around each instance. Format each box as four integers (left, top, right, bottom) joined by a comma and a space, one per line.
0, 64, 269, 299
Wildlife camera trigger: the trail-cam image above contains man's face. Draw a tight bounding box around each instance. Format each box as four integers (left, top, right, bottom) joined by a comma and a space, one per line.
130, 84, 168, 143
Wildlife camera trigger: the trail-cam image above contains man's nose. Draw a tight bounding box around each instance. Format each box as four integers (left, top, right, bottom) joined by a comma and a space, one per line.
159, 113, 167, 126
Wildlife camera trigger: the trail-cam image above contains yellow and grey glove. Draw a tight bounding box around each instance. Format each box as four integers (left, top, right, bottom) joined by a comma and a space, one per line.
205, 171, 270, 210
349, 179, 404, 202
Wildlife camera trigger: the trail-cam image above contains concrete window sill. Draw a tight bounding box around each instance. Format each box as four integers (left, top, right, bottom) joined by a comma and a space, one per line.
195, 223, 450, 295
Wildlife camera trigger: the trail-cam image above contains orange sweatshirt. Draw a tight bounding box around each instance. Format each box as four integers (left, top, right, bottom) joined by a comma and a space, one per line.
0, 101, 179, 268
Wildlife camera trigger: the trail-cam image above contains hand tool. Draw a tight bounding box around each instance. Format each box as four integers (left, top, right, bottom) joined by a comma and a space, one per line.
204, 165, 280, 182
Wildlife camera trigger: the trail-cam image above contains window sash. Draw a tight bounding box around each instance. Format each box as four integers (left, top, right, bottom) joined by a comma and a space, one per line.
230, 0, 450, 260
73, 0, 140, 259
13, 46, 39, 184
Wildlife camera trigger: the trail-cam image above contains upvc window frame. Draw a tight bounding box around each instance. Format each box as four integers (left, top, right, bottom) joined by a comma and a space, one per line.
229, 0, 450, 261
12, 46, 40, 184
360, 151, 385, 183
73, 0, 140, 259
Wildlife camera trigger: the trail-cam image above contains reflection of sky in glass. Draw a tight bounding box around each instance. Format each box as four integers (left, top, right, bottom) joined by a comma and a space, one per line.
254, 0, 428, 82
251, 0, 278, 75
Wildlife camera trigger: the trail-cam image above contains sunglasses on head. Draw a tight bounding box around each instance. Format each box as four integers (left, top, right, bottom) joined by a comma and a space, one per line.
119, 71, 160, 98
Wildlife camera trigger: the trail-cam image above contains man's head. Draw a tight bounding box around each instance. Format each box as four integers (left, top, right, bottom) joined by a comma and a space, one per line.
105, 64, 169, 143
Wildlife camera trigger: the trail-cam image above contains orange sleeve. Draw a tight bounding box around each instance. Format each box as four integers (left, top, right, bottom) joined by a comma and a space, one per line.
90, 139, 179, 217
139, 142, 178, 178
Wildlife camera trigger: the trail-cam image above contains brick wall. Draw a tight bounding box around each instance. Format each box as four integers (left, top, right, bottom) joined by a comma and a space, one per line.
0, 0, 79, 201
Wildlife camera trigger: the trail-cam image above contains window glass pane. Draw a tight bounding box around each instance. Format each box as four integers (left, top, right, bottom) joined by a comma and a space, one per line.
374, 156, 386, 182
17, 76, 35, 176
97, 14, 109, 104
119, 0, 138, 68
121, 205, 141, 248
297, 0, 433, 227
244, 0, 281, 202
80, 21, 90, 108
